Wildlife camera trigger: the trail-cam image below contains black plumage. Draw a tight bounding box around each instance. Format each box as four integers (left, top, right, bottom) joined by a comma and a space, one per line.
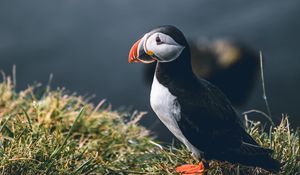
143, 38, 259, 107
129, 25, 280, 173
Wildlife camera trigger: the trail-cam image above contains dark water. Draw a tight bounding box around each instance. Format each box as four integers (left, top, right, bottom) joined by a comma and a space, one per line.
1, 1, 300, 140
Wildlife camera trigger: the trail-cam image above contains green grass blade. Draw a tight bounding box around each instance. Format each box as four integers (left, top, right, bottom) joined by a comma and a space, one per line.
50, 107, 86, 159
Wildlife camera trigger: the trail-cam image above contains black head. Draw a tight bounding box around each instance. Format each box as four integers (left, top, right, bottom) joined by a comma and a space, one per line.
128, 25, 189, 63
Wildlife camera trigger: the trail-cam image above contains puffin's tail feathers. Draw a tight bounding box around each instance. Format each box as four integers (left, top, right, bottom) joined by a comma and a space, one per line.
230, 142, 281, 173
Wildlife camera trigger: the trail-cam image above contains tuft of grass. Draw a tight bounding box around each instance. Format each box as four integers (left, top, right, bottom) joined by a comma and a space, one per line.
0, 75, 299, 175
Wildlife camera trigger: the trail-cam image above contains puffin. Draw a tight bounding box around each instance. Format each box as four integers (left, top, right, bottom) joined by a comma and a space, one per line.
143, 38, 260, 107
128, 25, 280, 173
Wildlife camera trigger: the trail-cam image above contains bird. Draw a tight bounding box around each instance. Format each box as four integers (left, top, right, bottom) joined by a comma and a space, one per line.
128, 25, 280, 174
143, 38, 260, 107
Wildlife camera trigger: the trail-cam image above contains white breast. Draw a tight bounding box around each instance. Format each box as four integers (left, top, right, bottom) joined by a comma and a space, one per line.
150, 75, 200, 157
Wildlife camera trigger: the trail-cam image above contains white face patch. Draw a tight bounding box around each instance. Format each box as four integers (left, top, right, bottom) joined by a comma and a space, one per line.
144, 32, 185, 62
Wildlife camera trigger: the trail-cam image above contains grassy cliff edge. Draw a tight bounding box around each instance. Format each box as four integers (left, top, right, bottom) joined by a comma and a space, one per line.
0, 76, 299, 175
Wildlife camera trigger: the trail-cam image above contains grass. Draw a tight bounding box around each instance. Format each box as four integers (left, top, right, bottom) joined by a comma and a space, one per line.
0, 75, 299, 175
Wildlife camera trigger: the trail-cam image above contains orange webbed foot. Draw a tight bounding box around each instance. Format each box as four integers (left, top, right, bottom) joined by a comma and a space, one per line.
175, 162, 205, 175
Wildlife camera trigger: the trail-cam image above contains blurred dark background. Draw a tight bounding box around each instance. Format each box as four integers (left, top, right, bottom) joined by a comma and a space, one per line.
0, 1, 299, 140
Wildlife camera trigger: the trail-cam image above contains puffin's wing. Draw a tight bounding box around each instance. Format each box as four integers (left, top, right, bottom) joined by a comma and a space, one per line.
178, 78, 242, 127
199, 80, 265, 146
175, 79, 247, 150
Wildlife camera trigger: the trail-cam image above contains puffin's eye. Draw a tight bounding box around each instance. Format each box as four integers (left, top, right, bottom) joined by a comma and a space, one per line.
155, 36, 163, 45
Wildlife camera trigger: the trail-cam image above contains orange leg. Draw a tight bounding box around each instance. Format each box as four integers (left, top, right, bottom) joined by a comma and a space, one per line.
175, 162, 206, 175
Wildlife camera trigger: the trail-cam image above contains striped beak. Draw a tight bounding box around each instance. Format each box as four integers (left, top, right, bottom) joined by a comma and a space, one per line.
128, 37, 156, 63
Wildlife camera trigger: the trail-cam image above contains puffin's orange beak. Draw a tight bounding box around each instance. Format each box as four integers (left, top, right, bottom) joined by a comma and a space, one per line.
128, 39, 141, 63
128, 38, 156, 63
